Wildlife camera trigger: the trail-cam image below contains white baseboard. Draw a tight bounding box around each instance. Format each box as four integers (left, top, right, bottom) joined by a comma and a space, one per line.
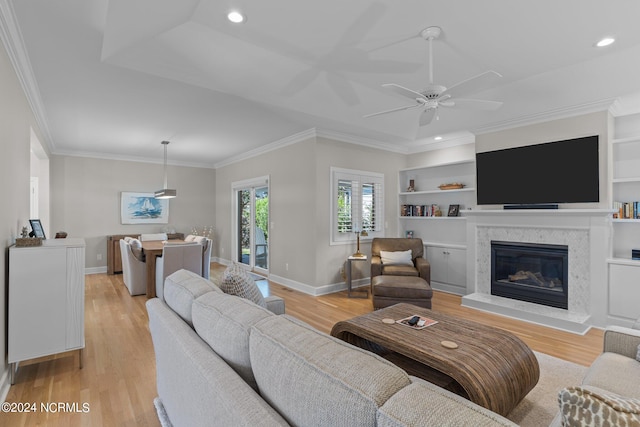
86, 266, 107, 275
212, 257, 370, 296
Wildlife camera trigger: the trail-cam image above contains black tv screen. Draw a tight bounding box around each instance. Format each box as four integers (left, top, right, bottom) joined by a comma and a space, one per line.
476, 135, 599, 206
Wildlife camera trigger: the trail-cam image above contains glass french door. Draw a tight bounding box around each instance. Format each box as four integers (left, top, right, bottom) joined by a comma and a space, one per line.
235, 182, 269, 273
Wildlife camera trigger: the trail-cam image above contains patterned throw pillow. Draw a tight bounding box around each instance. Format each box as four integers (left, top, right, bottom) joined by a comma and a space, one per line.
558, 386, 640, 427
220, 263, 266, 308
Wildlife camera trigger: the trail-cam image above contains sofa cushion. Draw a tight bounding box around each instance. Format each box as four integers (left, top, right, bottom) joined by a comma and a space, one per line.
192, 291, 273, 390
129, 238, 145, 262
378, 377, 517, 427
249, 315, 411, 427
558, 385, 640, 427
220, 263, 266, 308
163, 269, 221, 327
582, 352, 640, 400
380, 249, 413, 266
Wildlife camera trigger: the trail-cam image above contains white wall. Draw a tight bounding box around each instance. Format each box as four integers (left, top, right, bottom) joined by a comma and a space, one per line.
50, 155, 216, 270
214, 134, 405, 293
0, 37, 44, 401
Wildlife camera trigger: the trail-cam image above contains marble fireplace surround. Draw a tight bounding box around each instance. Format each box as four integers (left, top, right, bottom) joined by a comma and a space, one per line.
462, 209, 612, 334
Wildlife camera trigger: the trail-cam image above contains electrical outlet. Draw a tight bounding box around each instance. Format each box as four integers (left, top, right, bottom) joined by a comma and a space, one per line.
97, 253, 103, 261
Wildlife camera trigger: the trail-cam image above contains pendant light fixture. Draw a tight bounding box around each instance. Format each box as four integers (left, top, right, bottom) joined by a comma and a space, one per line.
154, 140, 177, 199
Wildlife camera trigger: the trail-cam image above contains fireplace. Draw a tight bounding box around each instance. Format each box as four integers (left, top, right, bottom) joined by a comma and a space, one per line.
491, 241, 568, 309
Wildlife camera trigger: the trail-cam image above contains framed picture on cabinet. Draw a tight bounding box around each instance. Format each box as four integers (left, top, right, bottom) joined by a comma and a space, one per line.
29, 219, 46, 239
447, 204, 460, 217
405, 230, 414, 238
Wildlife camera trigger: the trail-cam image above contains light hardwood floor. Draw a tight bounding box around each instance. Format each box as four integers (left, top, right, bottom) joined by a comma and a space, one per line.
2, 264, 603, 426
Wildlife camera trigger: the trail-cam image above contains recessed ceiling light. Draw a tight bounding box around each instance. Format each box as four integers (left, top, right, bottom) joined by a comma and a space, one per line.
434, 136, 443, 141
227, 10, 245, 24
595, 37, 615, 47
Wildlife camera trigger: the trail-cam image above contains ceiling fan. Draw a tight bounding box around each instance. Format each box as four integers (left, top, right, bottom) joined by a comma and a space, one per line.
364, 26, 503, 126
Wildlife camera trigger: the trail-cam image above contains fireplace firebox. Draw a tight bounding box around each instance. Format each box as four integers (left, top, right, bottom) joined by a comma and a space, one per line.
491, 241, 568, 309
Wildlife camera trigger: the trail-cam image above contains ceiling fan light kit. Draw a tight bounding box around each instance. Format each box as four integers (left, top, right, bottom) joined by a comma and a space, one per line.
365, 26, 503, 127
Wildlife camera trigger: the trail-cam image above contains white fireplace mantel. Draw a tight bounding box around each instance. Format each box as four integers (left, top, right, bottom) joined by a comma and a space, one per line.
462, 209, 615, 217
462, 208, 613, 334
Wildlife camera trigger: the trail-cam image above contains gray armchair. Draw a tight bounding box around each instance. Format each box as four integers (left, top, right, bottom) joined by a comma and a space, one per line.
552, 317, 640, 426
371, 238, 430, 284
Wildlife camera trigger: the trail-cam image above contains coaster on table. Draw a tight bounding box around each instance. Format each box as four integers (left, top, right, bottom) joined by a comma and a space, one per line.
441, 340, 458, 349
382, 318, 395, 324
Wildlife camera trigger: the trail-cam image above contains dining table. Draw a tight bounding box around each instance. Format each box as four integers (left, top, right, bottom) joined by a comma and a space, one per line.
141, 239, 186, 298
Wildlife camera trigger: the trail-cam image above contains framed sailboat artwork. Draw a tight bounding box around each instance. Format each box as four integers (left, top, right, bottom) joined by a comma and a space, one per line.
120, 192, 169, 224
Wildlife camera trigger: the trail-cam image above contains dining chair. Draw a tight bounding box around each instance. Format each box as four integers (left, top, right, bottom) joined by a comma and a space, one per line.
155, 243, 203, 301
119, 239, 147, 296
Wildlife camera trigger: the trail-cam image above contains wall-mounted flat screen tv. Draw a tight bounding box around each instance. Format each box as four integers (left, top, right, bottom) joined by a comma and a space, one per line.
475, 135, 599, 206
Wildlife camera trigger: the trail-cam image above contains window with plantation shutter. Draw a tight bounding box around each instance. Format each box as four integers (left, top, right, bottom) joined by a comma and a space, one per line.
331, 167, 384, 245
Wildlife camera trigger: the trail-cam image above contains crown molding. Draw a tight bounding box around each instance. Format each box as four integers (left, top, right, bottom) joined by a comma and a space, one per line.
0, 0, 54, 154
472, 98, 617, 136
213, 128, 317, 169
53, 148, 215, 169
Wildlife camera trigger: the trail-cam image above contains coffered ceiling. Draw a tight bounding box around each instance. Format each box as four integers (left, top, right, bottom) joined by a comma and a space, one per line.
4, 0, 640, 167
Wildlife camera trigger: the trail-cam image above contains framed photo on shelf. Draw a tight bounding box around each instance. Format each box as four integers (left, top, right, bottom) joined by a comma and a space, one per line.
29, 219, 46, 239
405, 230, 414, 238
447, 204, 460, 217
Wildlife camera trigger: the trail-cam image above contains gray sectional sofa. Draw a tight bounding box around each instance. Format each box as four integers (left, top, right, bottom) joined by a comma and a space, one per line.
147, 269, 517, 427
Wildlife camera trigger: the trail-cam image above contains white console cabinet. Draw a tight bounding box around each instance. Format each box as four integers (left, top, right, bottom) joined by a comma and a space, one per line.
426, 245, 467, 295
8, 238, 85, 383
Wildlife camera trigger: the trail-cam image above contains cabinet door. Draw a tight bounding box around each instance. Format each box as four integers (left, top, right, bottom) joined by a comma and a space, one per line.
66, 247, 85, 349
446, 248, 467, 287
9, 247, 67, 362
608, 263, 640, 319
426, 247, 449, 284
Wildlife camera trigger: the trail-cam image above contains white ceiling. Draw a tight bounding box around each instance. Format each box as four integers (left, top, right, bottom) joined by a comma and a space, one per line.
5, 0, 640, 167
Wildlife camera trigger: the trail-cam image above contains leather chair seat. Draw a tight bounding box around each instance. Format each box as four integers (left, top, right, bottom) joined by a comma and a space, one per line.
382, 265, 419, 276
372, 275, 432, 310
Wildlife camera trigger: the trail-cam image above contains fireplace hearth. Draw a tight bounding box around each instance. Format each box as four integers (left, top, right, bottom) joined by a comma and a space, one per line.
491, 241, 568, 309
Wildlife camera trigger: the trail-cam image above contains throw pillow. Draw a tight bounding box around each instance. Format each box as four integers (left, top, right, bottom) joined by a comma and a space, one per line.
193, 236, 207, 246
184, 234, 196, 242
128, 238, 145, 262
558, 386, 640, 427
637, 344, 640, 362
220, 263, 267, 308
380, 249, 413, 266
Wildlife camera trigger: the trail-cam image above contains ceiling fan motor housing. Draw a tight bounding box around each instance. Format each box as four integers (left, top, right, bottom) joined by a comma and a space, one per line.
421, 84, 446, 99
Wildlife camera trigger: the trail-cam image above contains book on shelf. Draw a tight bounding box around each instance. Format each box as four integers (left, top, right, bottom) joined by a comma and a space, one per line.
613, 201, 640, 219
400, 204, 442, 217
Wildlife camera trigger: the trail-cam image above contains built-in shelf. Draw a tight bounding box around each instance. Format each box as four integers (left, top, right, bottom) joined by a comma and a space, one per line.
400, 187, 475, 196
607, 257, 640, 266
612, 177, 640, 184
422, 241, 467, 250
399, 216, 466, 220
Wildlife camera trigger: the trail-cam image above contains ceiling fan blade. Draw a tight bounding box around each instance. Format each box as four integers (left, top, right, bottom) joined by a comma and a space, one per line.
281, 68, 321, 96
367, 33, 421, 54
364, 103, 420, 118
382, 83, 426, 100
327, 73, 359, 106
440, 70, 502, 99
446, 98, 503, 111
419, 108, 436, 126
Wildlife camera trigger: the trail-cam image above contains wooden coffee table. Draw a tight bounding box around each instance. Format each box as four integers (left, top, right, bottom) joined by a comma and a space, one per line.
330, 303, 539, 416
